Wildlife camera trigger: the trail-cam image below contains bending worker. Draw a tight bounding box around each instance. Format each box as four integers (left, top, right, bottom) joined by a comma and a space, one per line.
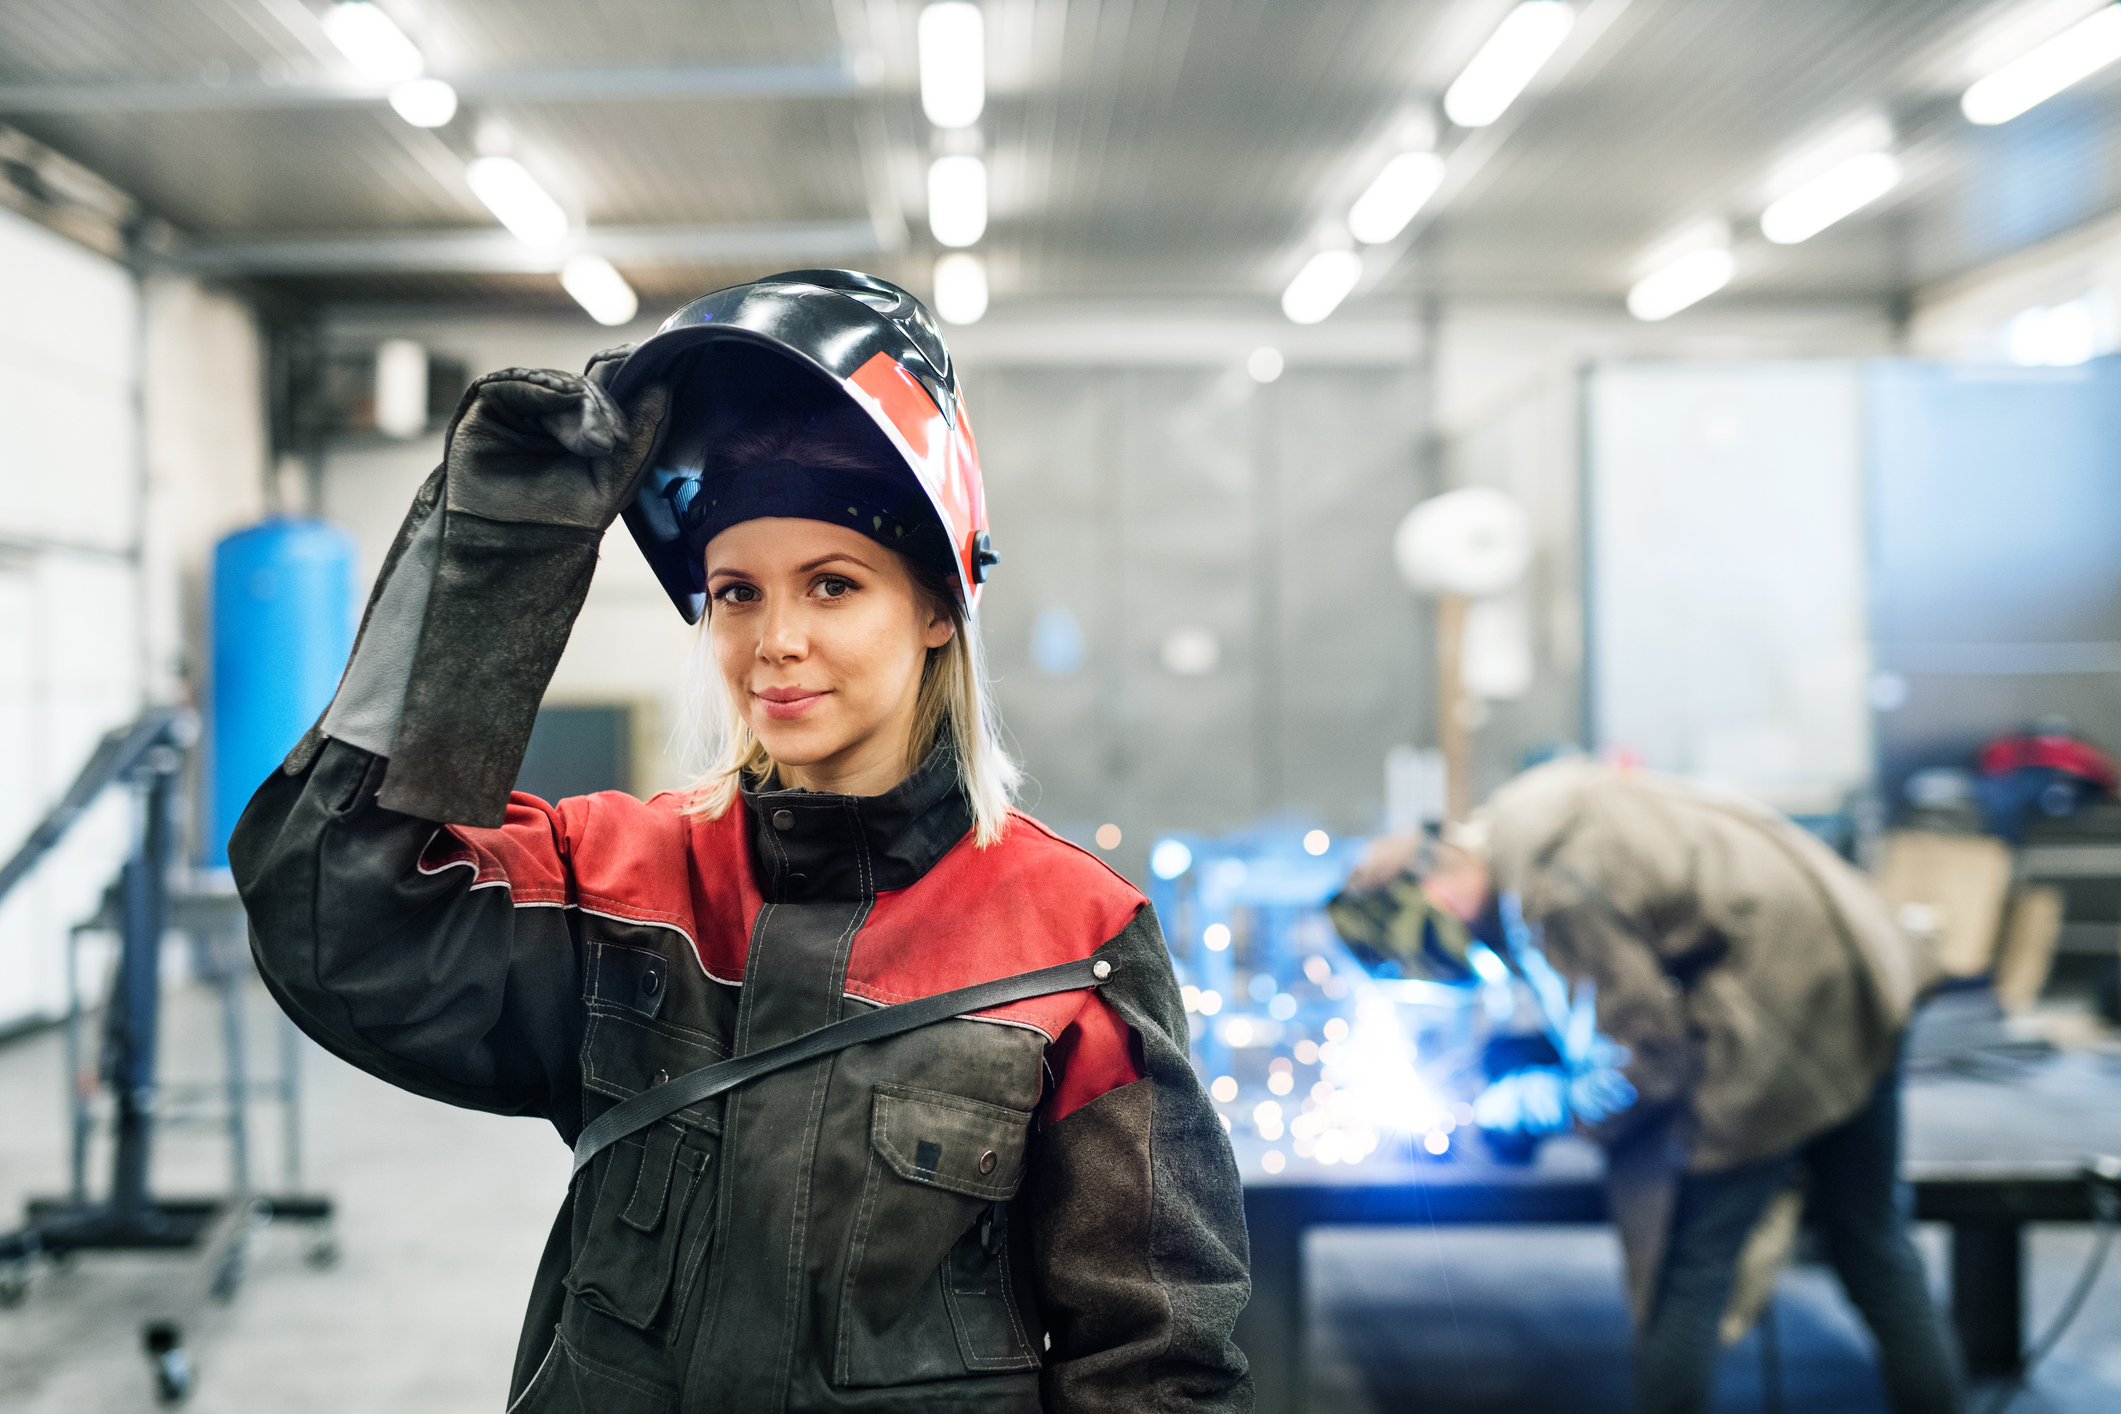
1328, 756, 1962, 1414
232, 271, 1250, 1412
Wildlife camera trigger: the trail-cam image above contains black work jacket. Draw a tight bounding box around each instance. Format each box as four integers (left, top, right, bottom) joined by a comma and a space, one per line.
231, 741, 1252, 1413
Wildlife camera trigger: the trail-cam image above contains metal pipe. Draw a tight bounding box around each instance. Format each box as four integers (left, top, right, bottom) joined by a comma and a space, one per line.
107, 753, 175, 1226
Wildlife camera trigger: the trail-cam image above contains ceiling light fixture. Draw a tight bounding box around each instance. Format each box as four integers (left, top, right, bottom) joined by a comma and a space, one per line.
927, 154, 988, 247
1443, 1, 1576, 128
561, 255, 638, 326
1963, 3, 2121, 124
1282, 249, 1364, 324
1759, 150, 1901, 243
465, 156, 569, 246
388, 77, 458, 127
1626, 246, 1733, 321
933, 252, 989, 324
919, 3, 986, 129
1348, 151, 1448, 245
322, 2, 425, 84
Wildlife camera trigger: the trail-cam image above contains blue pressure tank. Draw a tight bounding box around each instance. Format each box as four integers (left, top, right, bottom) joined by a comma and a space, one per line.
209, 518, 357, 866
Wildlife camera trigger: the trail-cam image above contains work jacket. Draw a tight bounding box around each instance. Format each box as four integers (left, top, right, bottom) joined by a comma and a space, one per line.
233, 742, 1252, 1412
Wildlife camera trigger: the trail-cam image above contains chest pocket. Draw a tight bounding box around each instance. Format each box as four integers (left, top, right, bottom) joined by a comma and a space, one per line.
834, 1084, 1038, 1387
567, 1010, 726, 1337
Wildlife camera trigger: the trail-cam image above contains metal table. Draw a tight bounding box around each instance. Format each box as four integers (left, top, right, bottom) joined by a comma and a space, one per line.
1233, 1152, 2103, 1414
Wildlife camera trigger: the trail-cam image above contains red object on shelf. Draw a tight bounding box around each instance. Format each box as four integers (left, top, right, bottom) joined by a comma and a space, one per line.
1976, 733, 2119, 792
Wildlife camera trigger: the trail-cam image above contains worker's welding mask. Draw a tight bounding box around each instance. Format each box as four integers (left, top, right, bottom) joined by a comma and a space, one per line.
603, 270, 996, 623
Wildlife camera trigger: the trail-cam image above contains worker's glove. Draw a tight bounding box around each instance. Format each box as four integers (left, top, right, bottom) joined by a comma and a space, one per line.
442, 351, 668, 533
297, 348, 670, 827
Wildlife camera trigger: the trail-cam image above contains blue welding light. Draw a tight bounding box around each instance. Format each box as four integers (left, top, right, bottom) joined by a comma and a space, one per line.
1150, 838, 1194, 879
1467, 942, 1510, 985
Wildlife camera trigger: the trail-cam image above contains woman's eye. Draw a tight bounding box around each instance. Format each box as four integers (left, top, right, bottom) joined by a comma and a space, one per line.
713, 583, 759, 604
815, 576, 854, 599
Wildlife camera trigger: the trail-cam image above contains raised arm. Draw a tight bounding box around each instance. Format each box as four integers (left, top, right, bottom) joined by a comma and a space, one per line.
231, 351, 667, 1129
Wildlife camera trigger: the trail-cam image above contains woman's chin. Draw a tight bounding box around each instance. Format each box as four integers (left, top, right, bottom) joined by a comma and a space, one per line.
750, 721, 843, 771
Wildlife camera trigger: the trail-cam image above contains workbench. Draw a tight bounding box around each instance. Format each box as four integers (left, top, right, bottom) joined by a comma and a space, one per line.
1233, 1127, 2109, 1412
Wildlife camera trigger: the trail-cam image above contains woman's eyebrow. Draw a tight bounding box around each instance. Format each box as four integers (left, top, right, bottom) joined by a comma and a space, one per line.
797, 552, 875, 573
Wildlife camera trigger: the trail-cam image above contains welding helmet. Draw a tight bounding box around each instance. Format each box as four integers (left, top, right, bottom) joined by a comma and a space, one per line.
605, 269, 996, 623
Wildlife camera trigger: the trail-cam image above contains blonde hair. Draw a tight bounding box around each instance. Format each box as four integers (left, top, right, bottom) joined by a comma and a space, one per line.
672, 417, 1020, 846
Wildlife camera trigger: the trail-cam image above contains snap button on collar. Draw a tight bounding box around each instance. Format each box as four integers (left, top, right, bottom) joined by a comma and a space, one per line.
979, 1149, 998, 1175
772, 808, 795, 830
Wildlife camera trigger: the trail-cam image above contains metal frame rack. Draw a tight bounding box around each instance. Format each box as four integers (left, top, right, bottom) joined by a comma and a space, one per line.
0, 710, 334, 1303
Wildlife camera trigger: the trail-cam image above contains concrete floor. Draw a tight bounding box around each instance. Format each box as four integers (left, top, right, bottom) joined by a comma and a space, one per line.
1, 975, 2118, 1412
0, 975, 570, 1413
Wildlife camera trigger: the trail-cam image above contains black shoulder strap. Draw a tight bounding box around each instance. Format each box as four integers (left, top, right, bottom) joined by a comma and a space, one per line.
571, 954, 1113, 1176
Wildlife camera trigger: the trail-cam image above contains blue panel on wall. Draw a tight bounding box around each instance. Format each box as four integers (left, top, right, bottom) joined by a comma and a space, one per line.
209, 518, 356, 866
1866, 358, 2121, 802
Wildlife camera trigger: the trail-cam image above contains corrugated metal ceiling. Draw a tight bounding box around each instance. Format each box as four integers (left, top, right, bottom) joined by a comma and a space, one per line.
1, 0, 2116, 318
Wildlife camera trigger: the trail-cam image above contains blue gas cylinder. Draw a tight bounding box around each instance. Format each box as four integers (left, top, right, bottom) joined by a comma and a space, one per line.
209, 518, 357, 865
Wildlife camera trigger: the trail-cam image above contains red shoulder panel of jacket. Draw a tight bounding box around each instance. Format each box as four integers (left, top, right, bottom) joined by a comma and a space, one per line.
423, 790, 762, 987
855, 810, 1147, 1121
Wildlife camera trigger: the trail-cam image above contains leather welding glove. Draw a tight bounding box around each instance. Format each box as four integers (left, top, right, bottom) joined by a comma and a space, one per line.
295, 346, 669, 826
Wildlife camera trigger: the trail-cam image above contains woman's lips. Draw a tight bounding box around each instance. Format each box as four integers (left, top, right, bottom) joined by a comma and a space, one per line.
756, 686, 828, 721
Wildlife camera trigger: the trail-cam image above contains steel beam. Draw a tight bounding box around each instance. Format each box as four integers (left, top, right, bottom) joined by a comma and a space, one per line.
0, 63, 862, 115
160, 221, 888, 276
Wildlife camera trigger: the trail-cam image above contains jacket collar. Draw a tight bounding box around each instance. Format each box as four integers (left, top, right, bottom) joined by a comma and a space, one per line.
739, 747, 973, 903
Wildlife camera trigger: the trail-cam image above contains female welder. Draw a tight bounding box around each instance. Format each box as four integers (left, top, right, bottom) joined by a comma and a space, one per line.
231, 271, 1251, 1413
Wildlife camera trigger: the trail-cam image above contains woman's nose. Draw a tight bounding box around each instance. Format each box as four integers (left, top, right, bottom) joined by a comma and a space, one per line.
757, 599, 805, 660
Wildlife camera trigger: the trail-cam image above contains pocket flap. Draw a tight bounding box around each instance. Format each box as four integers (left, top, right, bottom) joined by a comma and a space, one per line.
583, 1013, 726, 1134
590, 944, 671, 1021
870, 1084, 1030, 1200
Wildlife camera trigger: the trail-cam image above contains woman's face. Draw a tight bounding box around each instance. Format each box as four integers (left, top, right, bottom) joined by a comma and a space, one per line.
705, 516, 955, 797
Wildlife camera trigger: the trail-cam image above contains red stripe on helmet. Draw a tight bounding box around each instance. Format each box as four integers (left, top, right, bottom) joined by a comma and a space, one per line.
848, 351, 987, 601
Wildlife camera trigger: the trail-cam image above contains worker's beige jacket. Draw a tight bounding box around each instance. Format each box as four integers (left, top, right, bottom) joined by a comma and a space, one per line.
1479, 760, 1940, 1176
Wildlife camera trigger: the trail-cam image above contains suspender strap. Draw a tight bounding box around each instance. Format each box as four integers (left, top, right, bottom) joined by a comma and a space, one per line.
571, 954, 1114, 1176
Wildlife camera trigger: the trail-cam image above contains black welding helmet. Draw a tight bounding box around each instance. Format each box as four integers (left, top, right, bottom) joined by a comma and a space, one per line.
604, 269, 997, 624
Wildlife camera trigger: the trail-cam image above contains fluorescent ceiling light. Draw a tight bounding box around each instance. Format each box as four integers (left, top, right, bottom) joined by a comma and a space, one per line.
919, 3, 985, 128
2006, 292, 2113, 365
1246, 346, 1284, 383
561, 255, 638, 327
323, 2, 425, 83
927, 155, 987, 247
933, 252, 988, 324
389, 77, 457, 127
1444, 1, 1575, 128
1963, 3, 2121, 124
1626, 246, 1733, 321
465, 157, 569, 246
1759, 150, 1901, 243
1282, 249, 1363, 324
1348, 151, 1447, 245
